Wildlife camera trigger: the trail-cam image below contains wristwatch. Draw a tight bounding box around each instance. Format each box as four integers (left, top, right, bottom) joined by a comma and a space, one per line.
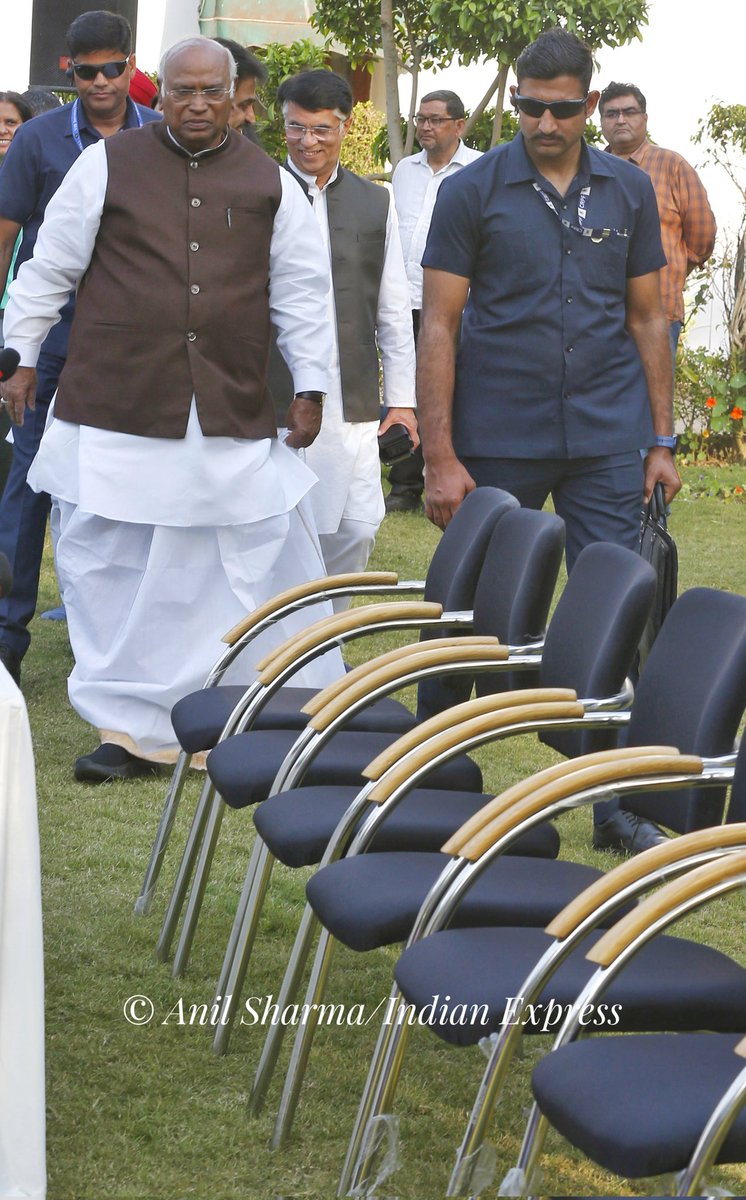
294, 390, 325, 408
653, 434, 678, 453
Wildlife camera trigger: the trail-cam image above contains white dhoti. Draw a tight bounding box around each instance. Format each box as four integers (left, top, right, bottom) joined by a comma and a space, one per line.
28, 403, 345, 759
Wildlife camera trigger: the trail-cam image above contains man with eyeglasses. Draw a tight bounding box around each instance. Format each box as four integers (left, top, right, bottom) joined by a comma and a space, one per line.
599, 81, 716, 358
385, 90, 481, 514
270, 69, 417, 594
1, 38, 343, 780
212, 37, 267, 142
417, 28, 680, 855
0, 9, 159, 689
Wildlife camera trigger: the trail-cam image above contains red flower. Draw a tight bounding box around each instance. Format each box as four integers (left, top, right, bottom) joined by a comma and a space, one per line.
735, 485, 744, 495
705, 397, 717, 408
731, 406, 744, 421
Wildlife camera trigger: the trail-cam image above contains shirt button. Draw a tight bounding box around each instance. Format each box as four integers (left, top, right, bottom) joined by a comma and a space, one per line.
190, 284, 200, 295
190, 241, 199, 251
566, 248, 572, 255
566, 296, 573, 304
566, 345, 574, 353
191, 198, 201, 207
187, 331, 196, 341
189, 160, 199, 169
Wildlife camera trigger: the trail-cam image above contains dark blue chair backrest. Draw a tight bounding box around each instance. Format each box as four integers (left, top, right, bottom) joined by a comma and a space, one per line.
725, 736, 746, 825
537, 542, 657, 759
625, 588, 746, 833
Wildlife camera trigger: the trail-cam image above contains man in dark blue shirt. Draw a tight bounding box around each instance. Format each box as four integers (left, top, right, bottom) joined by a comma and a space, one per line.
0, 9, 159, 687
417, 28, 680, 854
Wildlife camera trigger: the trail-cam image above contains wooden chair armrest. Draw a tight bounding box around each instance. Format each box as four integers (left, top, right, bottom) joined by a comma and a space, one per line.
457, 754, 703, 861
310, 641, 509, 731
221, 572, 399, 645
441, 746, 683, 857
256, 601, 443, 684
737, 1036, 746, 1059
300, 636, 500, 718
548, 814, 746, 941
362, 688, 578, 785
365, 700, 585, 801
587, 848, 746, 967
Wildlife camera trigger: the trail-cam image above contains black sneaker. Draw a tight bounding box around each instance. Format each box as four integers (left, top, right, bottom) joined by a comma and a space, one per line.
74, 742, 166, 784
592, 809, 668, 855
385, 490, 422, 514
0, 643, 21, 687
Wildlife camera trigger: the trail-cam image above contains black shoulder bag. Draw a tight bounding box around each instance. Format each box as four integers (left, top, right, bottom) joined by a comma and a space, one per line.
638, 481, 678, 666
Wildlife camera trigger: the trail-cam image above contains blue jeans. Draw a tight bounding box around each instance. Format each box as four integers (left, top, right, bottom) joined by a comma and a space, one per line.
0, 351, 63, 658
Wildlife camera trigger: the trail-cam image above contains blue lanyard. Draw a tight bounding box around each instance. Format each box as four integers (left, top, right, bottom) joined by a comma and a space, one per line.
70, 97, 143, 152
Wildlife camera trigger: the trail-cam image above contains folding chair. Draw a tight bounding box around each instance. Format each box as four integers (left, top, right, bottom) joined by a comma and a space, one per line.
530, 851, 746, 1196
136, 486, 518, 917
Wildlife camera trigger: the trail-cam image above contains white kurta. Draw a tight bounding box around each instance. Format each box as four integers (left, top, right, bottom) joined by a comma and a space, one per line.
286, 162, 415, 539
5, 135, 345, 758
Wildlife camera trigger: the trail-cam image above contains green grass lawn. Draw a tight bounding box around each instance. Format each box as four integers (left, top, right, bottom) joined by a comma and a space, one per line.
20, 467, 746, 1199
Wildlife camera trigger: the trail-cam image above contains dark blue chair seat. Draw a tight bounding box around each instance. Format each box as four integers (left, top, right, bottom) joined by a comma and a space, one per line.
394, 926, 746, 1047
172, 686, 415, 755
253, 785, 560, 867
532, 1033, 746, 1178
207, 733, 483, 811
305, 853, 607, 952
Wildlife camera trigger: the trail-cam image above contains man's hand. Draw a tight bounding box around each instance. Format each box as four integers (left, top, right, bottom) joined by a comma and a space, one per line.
0, 366, 38, 427
643, 446, 681, 505
424, 453, 476, 530
379, 407, 420, 450
285, 395, 323, 449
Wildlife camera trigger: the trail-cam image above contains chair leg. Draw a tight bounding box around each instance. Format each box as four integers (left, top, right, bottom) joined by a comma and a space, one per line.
339, 986, 411, 1196
171, 791, 226, 977
270, 927, 337, 1149
447, 1021, 528, 1196
248, 901, 322, 1116
509, 1099, 551, 1195
212, 833, 268, 1006
156, 775, 217, 962
134, 750, 192, 916
211, 841, 276, 1055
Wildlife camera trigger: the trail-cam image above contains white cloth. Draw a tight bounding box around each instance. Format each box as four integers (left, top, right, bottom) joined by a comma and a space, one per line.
392, 141, 482, 309
5, 131, 347, 755
0, 668, 46, 1199
319, 518, 379, 613
286, 161, 415, 537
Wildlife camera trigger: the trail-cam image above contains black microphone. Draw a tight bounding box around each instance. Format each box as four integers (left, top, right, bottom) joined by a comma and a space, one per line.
0, 552, 12, 599
0, 347, 20, 382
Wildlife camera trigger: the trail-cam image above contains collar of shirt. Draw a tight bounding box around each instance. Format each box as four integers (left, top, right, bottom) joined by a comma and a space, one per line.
506, 132, 615, 193
165, 124, 230, 159
411, 138, 476, 175
66, 95, 152, 143
603, 138, 652, 168
286, 156, 341, 197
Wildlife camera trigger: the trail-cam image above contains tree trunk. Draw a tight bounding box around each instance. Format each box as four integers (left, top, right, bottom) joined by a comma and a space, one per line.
489, 62, 510, 148
402, 40, 420, 157
381, 0, 404, 166
463, 69, 502, 137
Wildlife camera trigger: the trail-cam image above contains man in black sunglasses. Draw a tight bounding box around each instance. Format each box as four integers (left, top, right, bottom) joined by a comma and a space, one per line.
417, 27, 681, 855
0, 10, 159, 689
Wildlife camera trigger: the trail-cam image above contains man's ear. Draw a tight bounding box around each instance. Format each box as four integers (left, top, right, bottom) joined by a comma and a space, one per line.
585, 90, 600, 117
341, 112, 354, 138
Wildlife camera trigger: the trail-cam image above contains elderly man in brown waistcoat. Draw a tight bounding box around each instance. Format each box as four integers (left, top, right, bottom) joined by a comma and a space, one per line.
0, 38, 343, 782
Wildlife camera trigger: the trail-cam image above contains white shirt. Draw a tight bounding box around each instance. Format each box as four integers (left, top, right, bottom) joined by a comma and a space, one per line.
392, 141, 482, 309
285, 160, 415, 533
4, 136, 334, 527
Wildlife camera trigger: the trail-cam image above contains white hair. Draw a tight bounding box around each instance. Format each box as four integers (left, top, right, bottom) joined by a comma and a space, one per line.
159, 37, 237, 93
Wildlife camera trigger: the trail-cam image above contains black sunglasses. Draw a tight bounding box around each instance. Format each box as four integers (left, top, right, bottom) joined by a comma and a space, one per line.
512, 94, 588, 119
71, 59, 129, 81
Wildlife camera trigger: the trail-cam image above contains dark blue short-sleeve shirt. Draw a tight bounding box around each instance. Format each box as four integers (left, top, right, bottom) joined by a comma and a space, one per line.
422, 133, 667, 459
0, 98, 160, 357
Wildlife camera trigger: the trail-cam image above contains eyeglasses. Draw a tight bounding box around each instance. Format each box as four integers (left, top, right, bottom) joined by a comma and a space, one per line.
413, 115, 457, 128
512, 94, 588, 119
602, 106, 645, 121
71, 59, 129, 81
284, 121, 344, 142
166, 87, 234, 103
